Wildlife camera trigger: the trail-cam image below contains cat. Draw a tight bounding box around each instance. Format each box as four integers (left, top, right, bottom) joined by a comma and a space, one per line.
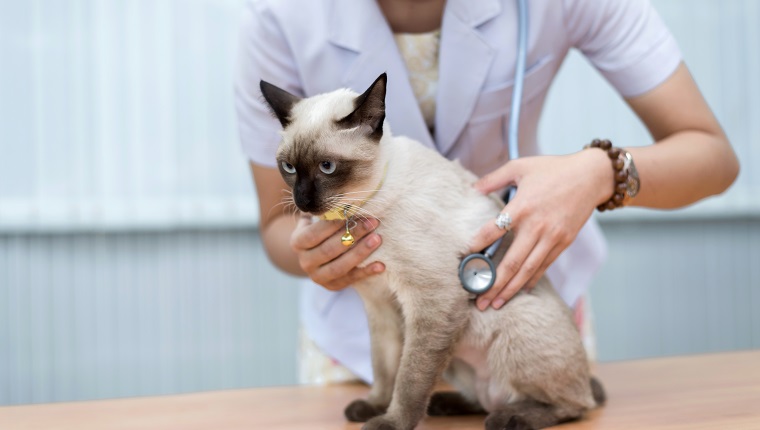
260, 73, 605, 430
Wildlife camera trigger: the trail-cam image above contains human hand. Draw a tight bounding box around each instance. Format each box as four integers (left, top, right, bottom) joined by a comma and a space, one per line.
291, 215, 385, 291
469, 149, 613, 311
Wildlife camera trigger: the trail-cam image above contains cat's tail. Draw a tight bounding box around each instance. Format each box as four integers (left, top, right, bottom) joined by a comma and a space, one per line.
590, 376, 607, 407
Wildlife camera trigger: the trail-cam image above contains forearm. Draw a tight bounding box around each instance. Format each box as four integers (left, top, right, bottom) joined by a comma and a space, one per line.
260, 214, 307, 277
249, 162, 308, 277
626, 130, 738, 209
610, 63, 739, 210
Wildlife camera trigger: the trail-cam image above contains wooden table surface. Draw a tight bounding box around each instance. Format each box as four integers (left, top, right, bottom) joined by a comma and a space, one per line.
2, 350, 759, 430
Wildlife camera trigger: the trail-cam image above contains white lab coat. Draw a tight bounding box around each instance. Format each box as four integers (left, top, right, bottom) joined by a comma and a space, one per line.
235, 0, 681, 382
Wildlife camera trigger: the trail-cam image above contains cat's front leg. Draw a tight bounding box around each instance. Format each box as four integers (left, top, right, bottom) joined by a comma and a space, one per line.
364, 283, 469, 430
346, 279, 404, 422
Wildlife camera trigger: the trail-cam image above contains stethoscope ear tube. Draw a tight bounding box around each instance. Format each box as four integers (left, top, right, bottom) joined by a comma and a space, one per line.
508, 0, 528, 163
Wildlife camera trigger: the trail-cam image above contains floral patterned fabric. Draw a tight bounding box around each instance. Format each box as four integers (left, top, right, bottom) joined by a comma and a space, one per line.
393, 30, 441, 133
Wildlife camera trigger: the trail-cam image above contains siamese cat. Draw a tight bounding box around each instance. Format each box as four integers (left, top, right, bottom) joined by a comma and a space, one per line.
260, 74, 605, 430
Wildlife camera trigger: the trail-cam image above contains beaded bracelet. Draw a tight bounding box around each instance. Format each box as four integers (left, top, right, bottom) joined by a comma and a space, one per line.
584, 139, 638, 212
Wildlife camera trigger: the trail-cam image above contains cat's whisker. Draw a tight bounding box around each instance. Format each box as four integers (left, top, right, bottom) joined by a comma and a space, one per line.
315, 191, 387, 225
355, 208, 380, 220
331, 195, 388, 217
348, 206, 383, 225
277, 193, 303, 219
268, 195, 298, 220
275, 199, 298, 215
340, 189, 387, 196
289, 208, 302, 222
338, 194, 386, 200
276, 194, 295, 204
336, 196, 390, 206
343, 202, 390, 216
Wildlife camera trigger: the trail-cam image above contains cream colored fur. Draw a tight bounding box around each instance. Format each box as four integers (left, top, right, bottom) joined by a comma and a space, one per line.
267, 78, 599, 430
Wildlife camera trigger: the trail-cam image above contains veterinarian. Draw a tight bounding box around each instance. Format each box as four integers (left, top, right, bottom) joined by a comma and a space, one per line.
235, 0, 738, 383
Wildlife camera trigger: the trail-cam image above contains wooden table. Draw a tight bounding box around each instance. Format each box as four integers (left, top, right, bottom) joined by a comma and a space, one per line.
2, 350, 759, 430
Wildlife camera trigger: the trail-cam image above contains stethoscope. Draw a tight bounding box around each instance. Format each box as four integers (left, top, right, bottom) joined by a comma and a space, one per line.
459, 0, 528, 295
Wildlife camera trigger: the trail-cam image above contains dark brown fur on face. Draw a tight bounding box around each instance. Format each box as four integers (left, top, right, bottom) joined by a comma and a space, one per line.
336, 74, 387, 141
260, 81, 302, 128
263, 77, 386, 216
276, 144, 375, 215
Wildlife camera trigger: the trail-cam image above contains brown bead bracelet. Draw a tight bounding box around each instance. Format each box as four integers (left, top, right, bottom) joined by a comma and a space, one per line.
584, 139, 636, 212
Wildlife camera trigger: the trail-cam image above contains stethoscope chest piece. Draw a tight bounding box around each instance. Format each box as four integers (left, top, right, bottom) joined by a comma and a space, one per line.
459, 253, 496, 295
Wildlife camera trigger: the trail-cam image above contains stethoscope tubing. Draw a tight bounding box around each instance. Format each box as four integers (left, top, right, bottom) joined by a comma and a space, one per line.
509, 0, 528, 177
460, 0, 528, 295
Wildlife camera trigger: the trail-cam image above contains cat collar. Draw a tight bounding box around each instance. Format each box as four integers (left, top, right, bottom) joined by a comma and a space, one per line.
320, 162, 388, 247
319, 162, 389, 222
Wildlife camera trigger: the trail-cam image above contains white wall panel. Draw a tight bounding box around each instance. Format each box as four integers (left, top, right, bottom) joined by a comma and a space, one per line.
1, 0, 759, 229
591, 219, 760, 361
0, 0, 257, 231
0, 230, 300, 405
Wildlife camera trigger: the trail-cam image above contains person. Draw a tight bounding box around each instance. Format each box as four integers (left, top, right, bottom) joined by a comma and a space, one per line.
235, 0, 739, 383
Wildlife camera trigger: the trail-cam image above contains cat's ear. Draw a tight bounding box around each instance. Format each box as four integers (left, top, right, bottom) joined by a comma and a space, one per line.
337, 73, 387, 141
260, 80, 302, 128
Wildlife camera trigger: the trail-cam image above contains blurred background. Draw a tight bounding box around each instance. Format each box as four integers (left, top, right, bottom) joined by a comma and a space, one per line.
1, 0, 758, 406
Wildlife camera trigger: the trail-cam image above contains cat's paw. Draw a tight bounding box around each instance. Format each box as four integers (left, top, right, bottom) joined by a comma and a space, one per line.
485, 411, 535, 430
361, 415, 402, 430
504, 416, 534, 430
427, 391, 485, 416
344, 399, 386, 422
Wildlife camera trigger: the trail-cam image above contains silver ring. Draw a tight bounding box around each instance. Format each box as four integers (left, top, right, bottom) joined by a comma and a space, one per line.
495, 212, 512, 231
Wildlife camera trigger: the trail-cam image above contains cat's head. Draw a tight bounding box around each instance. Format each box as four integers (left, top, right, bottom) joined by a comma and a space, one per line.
260, 73, 388, 216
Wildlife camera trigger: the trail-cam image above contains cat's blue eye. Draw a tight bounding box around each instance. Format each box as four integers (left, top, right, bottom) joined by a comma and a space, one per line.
281, 161, 296, 174
319, 161, 336, 174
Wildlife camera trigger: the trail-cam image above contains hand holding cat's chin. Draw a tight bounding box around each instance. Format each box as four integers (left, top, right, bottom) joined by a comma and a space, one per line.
468, 151, 612, 311
290, 215, 386, 291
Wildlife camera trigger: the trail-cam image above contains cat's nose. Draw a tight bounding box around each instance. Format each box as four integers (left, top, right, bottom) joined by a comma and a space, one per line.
295, 197, 313, 211
294, 179, 319, 213
294, 192, 319, 213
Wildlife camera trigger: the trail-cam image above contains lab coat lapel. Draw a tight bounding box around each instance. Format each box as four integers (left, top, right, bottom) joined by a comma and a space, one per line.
327, 0, 435, 149
435, 0, 500, 155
